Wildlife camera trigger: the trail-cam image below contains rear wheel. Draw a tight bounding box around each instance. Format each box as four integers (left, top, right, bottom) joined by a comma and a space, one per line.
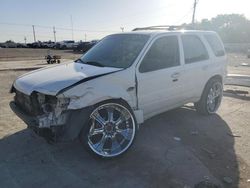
194, 79, 223, 115
80, 101, 137, 158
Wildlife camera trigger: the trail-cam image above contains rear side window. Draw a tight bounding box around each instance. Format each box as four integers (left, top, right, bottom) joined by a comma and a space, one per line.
139, 36, 180, 73
204, 34, 225, 57
181, 35, 209, 64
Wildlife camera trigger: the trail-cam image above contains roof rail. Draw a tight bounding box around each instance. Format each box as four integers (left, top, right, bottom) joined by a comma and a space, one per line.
132, 25, 185, 31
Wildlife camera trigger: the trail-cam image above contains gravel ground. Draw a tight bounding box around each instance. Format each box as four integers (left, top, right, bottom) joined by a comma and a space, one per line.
227, 53, 250, 75
0, 72, 250, 188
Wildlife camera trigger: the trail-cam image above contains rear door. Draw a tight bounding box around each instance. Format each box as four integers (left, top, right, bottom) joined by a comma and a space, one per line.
136, 35, 185, 118
180, 34, 211, 100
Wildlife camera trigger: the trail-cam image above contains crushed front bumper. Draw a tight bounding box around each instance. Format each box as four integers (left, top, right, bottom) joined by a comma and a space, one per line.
10, 101, 37, 127
9, 101, 91, 142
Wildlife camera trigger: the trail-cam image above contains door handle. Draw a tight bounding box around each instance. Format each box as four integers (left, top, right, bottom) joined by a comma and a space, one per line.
171, 72, 180, 79
127, 86, 135, 92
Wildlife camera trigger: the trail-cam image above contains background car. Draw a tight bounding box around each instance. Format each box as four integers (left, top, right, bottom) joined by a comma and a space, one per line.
16, 43, 28, 48
56, 40, 75, 49
42, 41, 56, 48
73, 40, 98, 52
1, 40, 17, 48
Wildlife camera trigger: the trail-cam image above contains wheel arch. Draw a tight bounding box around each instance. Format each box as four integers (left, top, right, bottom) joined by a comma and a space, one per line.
209, 74, 223, 82
60, 98, 135, 142
201, 74, 223, 97
194, 74, 223, 115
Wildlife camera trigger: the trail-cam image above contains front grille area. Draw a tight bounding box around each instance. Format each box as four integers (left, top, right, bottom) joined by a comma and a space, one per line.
14, 90, 43, 116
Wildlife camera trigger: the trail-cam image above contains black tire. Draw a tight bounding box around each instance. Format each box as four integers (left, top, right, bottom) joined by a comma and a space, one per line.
194, 78, 223, 115
79, 99, 137, 159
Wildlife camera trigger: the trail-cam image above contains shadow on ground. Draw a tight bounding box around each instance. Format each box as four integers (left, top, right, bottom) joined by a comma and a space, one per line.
0, 107, 238, 188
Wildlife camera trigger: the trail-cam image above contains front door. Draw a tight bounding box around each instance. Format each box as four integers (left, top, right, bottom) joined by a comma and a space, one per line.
136, 35, 184, 119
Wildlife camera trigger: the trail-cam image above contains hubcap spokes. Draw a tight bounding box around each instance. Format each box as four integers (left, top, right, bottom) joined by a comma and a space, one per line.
88, 104, 135, 157
207, 82, 222, 113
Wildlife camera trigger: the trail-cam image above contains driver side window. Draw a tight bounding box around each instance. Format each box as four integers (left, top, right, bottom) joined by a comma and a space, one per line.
139, 36, 180, 73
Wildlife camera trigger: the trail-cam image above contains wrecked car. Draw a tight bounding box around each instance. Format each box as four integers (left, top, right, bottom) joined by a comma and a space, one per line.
10, 27, 227, 158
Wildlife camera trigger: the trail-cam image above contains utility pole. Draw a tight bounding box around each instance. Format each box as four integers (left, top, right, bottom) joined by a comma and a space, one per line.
53, 26, 56, 42
24, 36, 27, 44
32, 25, 36, 42
70, 15, 74, 40
192, 0, 197, 26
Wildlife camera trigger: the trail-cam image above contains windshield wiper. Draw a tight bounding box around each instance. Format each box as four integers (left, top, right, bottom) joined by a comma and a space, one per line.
75, 58, 84, 63
84, 61, 105, 67
75, 59, 105, 67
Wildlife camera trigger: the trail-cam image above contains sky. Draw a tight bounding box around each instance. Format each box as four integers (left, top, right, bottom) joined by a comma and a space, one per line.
0, 0, 249, 43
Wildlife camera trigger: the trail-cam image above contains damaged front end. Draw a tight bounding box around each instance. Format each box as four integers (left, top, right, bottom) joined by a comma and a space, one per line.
10, 89, 72, 141
35, 93, 70, 128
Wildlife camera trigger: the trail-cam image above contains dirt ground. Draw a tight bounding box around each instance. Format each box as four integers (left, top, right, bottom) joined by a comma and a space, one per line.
0, 49, 250, 188
0, 48, 81, 62
0, 48, 82, 70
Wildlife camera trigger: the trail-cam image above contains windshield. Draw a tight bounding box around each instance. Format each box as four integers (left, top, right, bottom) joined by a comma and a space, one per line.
78, 34, 150, 68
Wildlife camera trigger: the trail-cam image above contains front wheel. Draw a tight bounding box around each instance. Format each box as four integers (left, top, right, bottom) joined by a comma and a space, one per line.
80, 101, 137, 158
194, 79, 223, 115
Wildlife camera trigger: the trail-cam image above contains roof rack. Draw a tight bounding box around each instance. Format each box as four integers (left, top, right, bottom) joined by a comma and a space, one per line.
132, 25, 186, 31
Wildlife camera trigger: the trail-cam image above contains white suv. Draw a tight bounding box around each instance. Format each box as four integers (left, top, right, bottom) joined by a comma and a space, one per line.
10, 28, 227, 158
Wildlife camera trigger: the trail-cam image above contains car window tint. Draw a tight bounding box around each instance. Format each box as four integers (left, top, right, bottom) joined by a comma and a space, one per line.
181, 35, 209, 64
81, 34, 149, 68
139, 36, 180, 73
204, 34, 225, 57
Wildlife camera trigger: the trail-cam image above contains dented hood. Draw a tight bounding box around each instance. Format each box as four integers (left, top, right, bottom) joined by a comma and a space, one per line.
13, 62, 121, 96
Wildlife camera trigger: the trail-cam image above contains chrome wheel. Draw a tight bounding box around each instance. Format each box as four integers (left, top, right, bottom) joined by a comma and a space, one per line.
87, 103, 136, 157
206, 82, 223, 113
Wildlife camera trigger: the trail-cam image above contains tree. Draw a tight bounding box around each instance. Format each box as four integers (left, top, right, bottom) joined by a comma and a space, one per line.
185, 14, 250, 43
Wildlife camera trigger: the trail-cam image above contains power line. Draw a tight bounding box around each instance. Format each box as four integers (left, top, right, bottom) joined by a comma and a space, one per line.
175, 7, 194, 24
0, 22, 118, 33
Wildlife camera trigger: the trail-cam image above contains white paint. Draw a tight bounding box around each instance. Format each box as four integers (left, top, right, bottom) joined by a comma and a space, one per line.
14, 62, 121, 95
13, 30, 227, 124
61, 68, 137, 110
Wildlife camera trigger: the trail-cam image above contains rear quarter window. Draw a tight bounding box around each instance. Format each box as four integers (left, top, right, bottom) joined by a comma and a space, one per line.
204, 34, 225, 57
181, 35, 209, 64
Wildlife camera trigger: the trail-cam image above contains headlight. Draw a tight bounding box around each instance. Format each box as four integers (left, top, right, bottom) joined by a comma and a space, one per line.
56, 98, 70, 110
37, 96, 70, 128
37, 93, 70, 114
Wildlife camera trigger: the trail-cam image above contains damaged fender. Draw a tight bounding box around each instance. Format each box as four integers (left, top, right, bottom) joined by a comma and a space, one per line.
58, 72, 144, 124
